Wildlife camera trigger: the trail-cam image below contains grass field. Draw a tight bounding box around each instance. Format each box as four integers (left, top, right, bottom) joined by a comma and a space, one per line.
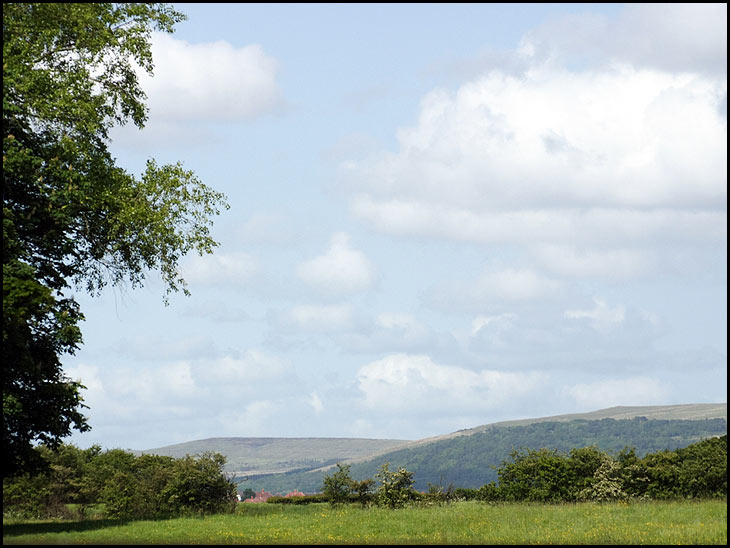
3, 499, 726, 545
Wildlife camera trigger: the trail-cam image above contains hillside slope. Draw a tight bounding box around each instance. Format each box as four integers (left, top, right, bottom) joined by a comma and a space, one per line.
401, 403, 728, 448
137, 403, 726, 492
243, 416, 727, 494
138, 437, 408, 476
312, 403, 728, 468
237, 403, 726, 493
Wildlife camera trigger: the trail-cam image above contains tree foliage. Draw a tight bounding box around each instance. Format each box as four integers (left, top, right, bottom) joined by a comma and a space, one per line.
321, 463, 355, 505
3, 444, 236, 519
375, 462, 417, 508
321, 462, 375, 506
493, 435, 726, 503
332, 418, 727, 492
3, 3, 229, 477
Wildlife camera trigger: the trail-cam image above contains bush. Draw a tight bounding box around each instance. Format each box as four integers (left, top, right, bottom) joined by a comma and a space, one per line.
475, 482, 501, 502
3, 471, 56, 519
578, 459, 629, 502
102, 454, 176, 519
321, 463, 354, 505
101, 451, 235, 519
164, 452, 236, 515
266, 494, 328, 504
497, 448, 574, 503
375, 462, 418, 508
675, 435, 726, 498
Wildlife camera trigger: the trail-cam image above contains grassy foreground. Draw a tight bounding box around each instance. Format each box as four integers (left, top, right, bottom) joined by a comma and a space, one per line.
3, 500, 727, 545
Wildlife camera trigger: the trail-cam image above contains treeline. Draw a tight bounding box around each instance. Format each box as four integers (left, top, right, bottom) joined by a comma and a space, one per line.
3, 445, 236, 520
241, 417, 727, 493
3, 435, 726, 520
342, 417, 728, 491
307, 434, 727, 507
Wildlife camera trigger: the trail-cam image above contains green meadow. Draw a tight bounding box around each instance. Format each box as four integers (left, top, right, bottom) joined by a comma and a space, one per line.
3, 499, 726, 545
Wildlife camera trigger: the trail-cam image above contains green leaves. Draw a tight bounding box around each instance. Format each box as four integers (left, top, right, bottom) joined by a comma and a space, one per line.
3, 3, 228, 477
375, 462, 417, 508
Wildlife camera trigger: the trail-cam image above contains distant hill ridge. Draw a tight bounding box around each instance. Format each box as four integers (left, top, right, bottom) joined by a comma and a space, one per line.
138, 437, 409, 476
240, 404, 727, 493
138, 403, 726, 479
407, 403, 728, 446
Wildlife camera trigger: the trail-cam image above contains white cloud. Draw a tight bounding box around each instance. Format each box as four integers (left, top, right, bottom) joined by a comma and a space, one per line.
284, 303, 355, 332
352, 198, 726, 247
359, 68, 724, 210
565, 297, 625, 332
307, 392, 324, 415
296, 233, 376, 295
430, 268, 562, 311
204, 350, 292, 385
356, 354, 544, 417
140, 32, 283, 121
474, 269, 561, 302
347, 64, 726, 265
531, 244, 652, 279
68, 361, 202, 426
470, 313, 517, 338
376, 313, 418, 330
522, 3, 727, 76
219, 400, 278, 436
181, 252, 258, 287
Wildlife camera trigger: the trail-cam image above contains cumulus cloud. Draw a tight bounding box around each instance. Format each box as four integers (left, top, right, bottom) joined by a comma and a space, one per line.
356, 354, 544, 417
351, 198, 726, 248
349, 67, 725, 214
565, 297, 625, 332
282, 303, 355, 333
531, 244, 653, 279
339, 312, 459, 358
343, 41, 726, 294
140, 32, 283, 121
67, 361, 202, 425
204, 350, 292, 386
522, 3, 727, 76
307, 391, 324, 415
66, 347, 305, 446
296, 232, 376, 295
470, 313, 517, 340
344, 7, 726, 288
181, 251, 258, 287
429, 268, 563, 312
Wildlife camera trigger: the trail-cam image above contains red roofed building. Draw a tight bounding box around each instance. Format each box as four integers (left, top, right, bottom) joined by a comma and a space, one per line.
284, 489, 305, 498
244, 488, 274, 503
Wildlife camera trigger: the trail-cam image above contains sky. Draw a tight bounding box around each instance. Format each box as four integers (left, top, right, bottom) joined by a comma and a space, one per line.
64, 3, 727, 451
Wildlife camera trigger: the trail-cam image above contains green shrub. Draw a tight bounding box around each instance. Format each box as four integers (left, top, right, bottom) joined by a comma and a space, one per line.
375, 463, 418, 508
321, 463, 354, 505
266, 494, 328, 504
675, 435, 726, 498
578, 459, 628, 502
497, 448, 574, 503
164, 452, 236, 515
475, 482, 501, 502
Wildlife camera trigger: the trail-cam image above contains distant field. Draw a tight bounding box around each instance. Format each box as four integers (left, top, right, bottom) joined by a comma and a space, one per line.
3, 500, 727, 545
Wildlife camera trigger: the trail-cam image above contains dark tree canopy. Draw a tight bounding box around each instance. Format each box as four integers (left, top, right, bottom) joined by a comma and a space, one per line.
3, 3, 229, 477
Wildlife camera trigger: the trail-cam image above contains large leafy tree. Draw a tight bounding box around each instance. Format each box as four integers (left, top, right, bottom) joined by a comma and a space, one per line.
3, 3, 229, 477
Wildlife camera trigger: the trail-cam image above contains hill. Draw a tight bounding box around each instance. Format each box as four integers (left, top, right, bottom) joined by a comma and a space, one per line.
237, 403, 727, 493
138, 437, 409, 477
137, 403, 726, 493
397, 403, 728, 448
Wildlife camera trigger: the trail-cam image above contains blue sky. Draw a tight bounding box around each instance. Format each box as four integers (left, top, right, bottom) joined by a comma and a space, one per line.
64, 3, 727, 451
